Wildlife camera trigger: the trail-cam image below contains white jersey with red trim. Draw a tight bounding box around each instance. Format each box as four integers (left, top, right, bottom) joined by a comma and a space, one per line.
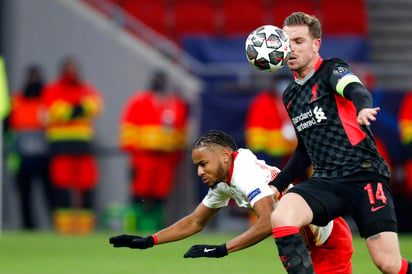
202, 148, 280, 209
201, 148, 334, 247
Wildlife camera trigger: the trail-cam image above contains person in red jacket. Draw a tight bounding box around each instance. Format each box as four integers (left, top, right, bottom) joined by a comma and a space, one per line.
119, 69, 188, 231
7, 65, 54, 229
245, 74, 296, 168
399, 92, 412, 192
43, 56, 104, 234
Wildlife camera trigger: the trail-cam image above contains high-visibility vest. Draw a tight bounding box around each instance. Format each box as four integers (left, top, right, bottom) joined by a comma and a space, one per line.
9, 93, 46, 131
43, 78, 103, 142
119, 91, 187, 152
399, 92, 412, 145
9, 93, 49, 156
245, 92, 296, 157
398, 92, 412, 190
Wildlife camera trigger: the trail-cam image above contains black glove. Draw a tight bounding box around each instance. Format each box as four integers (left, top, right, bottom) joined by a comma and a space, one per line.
109, 234, 154, 249
184, 244, 227, 258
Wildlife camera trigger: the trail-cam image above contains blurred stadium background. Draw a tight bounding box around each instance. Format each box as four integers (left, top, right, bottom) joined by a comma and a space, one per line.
1, 0, 412, 271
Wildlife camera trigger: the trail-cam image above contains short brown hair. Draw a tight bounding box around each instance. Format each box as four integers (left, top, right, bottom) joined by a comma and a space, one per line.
283, 12, 322, 39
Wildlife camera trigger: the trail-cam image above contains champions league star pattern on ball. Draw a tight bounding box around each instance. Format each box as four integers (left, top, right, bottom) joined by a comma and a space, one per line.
245, 25, 291, 72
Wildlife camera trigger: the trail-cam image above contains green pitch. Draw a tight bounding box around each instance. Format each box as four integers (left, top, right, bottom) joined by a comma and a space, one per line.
1, 231, 412, 274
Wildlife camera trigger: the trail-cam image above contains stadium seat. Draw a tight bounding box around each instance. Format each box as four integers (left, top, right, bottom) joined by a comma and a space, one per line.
182, 36, 245, 63
271, 0, 317, 27
172, 0, 218, 38
105, 0, 121, 4
320, 35, 370, 62
120, 0, 170, 36
320, 0, 368, 35
221, 0, 267, 35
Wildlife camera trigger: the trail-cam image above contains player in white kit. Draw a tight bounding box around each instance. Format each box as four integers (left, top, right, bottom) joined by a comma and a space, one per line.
109, 130, 353, 272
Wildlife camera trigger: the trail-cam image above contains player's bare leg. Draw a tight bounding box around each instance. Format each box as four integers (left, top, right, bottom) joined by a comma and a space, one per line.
366, 231, 411, 274
271, 193, 314, 273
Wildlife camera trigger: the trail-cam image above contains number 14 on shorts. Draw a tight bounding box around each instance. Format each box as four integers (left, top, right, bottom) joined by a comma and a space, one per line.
364, 182, 387, 212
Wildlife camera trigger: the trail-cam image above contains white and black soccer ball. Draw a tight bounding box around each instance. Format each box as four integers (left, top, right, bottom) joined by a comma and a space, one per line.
245, 25, 291, 72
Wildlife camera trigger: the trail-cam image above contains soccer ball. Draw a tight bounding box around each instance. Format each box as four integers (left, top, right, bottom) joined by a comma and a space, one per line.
245, 25, 291, 72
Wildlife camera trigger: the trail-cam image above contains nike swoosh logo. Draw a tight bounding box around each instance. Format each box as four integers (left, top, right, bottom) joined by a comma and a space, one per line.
371, 205, 385, 212
204, 248, 216, 253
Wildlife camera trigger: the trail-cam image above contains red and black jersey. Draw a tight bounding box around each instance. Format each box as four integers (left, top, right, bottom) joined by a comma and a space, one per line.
282, 57, 390, 179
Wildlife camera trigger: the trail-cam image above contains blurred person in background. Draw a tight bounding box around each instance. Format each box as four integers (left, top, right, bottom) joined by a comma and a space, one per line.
399, 92, 412, 193
110, 130, 353, 273
245, 73, 296, 168
6, 65, 54, 229
245, 73, 297, 226
119, 69, 188, 231
43, 56, 104, 234
397, 92, 412, 232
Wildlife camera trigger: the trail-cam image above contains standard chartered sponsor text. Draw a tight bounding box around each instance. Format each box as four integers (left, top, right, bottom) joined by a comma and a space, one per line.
292, 109, 317, 132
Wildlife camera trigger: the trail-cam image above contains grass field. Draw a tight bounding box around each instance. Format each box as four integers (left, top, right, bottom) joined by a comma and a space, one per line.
1, 231, 412, 274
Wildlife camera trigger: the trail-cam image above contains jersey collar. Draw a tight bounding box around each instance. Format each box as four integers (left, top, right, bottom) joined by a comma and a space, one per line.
226, 151, 239, 185
293, 56, 324, 84
314, 56, 324, 71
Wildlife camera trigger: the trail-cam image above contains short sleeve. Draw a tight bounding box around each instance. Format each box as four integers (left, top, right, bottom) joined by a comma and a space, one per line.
202, 187, 230, 209
232, 150, 275, 207
246, 184, 274, 208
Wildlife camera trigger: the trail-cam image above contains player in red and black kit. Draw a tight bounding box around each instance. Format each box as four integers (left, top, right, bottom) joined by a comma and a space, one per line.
269, 12, 412, 274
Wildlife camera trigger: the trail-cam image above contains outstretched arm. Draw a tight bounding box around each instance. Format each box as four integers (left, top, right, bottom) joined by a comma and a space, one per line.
109, 203, 218, 249
184, 195, 275, 258
343, 82, 379, 126
225, 195, 274, 253
155, 203, 218, 244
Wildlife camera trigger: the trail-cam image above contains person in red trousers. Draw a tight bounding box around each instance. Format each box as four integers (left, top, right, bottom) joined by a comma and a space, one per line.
43, 56, 104, 234
119, 69, 188, 231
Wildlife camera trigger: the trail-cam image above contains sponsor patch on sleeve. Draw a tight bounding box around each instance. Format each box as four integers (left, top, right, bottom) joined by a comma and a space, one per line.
248, 188, 261, 202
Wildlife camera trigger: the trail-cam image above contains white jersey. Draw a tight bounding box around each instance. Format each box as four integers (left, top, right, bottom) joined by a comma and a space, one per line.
202, 148, 280, 209
201, 148, 333, 246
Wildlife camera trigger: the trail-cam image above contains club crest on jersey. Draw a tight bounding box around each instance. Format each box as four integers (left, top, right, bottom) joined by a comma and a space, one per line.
310, 83, 318, 102
291, 105, 327, 132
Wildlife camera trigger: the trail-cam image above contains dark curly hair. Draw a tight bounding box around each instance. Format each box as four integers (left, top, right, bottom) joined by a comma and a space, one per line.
193, 130, 238, 151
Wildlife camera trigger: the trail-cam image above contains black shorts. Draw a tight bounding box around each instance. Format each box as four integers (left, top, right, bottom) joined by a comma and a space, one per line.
288, 174, 398, 238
